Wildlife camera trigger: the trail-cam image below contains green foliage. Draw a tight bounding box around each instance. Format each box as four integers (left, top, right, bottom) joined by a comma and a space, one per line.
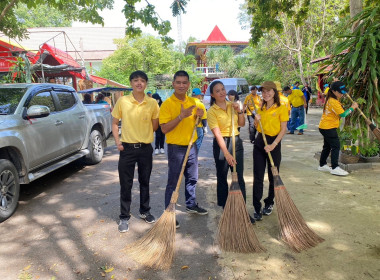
327, 6, 380, 146
170, 0, 188, 16
1, 57, 28, 84
14, 3, 72, 27
97, 34, 199, 89
0, 0, 113, 40
338, 125, 360, 155
247, 0, 311, 44
359, 139, 380, 157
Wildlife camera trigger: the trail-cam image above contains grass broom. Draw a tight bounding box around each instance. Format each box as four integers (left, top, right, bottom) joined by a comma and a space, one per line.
217, 96, 265, 253
346, 94, 380, 142
251, 100, 324, 252
125, 116, 200, 270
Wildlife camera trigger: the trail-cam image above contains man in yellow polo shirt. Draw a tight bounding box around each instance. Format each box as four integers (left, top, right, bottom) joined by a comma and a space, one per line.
160, 71, 207, 228
283, 86, 307, 135
243, 86, 261, 143
112, 70, 159, 233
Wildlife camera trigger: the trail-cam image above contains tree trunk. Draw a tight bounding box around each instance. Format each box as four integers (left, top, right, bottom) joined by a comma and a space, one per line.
350, 0, 363, 30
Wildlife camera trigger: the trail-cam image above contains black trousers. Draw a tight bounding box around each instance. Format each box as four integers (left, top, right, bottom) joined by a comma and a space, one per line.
319, 128, 340, 169
253, 133, 281, 214
247, 115, 257, 142
118, 143, 153, 220
213, 136, 246, 208
155, 127, 165, 149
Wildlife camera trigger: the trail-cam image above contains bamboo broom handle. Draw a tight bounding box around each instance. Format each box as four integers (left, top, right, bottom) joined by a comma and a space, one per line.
170, 116, 200, 204
345, 94, 372, 125
250, 97, 276, 168
229, 96, 237, 173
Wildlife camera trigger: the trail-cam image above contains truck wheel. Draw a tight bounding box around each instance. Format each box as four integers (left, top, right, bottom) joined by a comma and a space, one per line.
0, 159, 20, 223
85, 129, 104, 165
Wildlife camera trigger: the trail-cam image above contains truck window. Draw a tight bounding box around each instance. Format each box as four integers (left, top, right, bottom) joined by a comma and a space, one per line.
0, 88, 27, 115
28, 91, 56, 112
55, 91, 76, 110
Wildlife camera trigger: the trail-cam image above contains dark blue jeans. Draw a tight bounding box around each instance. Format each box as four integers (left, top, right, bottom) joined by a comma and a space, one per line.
290, 106, 305, 133
165, 144, 198, 209
195, 127, 204, 151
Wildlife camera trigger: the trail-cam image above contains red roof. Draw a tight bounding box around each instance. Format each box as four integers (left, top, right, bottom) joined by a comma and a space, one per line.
205, 25, 227, 42
37, 43, 81, 68
0, 39, 38, 72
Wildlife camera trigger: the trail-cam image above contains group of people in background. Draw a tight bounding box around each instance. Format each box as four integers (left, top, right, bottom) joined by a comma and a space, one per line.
111, 69, 357, 233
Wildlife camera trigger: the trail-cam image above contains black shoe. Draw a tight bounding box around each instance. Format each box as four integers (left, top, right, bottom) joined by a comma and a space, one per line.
253, 212, 262, 221
186, 204, 208, 215
262, 204, 274, 216
118, 219, 129, 233
249, 215, 256, 224
139, 212, 156, 224
176, 220, 180, 229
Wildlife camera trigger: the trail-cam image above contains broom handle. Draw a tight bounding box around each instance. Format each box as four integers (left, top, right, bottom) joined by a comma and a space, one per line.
250, 97, 276, 168
346, 94, 372, 126
230, 98, 237, 173
170, 116, 200, 204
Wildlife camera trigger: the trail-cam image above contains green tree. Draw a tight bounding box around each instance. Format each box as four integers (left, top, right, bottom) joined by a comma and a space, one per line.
14, 3, 72, 27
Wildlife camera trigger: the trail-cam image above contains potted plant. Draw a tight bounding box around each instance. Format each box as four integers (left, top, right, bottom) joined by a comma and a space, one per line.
359, 139, 380, 163
338, 126, 360, 164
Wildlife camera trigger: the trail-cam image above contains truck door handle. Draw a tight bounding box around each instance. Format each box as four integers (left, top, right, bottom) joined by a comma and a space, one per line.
55, 120, 64, 126
79, 115, 85, 119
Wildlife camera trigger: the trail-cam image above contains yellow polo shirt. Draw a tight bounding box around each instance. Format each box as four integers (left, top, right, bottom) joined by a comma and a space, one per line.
244, 94, 261, 116
288, 89, 305, 108
194, 98, 207, 128
159, 94, 198, 145
207, 101, 240, 137
279, 92, 291, 113
112, 94, 159, 143
319, 98, 344, 129
257, 104, 289, 136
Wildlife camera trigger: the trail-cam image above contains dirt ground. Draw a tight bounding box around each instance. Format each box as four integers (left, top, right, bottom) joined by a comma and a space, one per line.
0, 107, 379, 280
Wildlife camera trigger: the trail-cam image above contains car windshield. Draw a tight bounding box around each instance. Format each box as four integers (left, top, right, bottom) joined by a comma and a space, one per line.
0, 88, 27, 115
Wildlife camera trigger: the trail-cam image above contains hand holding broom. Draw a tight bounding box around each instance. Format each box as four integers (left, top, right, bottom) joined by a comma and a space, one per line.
251, 100, 324, 252
217, 96, 265, 253
126, 116, 200, 270
345, 94, 380, 141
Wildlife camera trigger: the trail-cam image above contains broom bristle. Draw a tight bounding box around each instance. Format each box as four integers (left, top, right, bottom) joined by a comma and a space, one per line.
272, 167, 324, 252
372, 127, 380, 142
125, 204, 176, 270
218, 179, 266, 253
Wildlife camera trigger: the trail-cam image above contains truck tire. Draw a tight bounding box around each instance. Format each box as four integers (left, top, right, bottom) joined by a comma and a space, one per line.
85, 129, 104, 165
0, 159, 20, 223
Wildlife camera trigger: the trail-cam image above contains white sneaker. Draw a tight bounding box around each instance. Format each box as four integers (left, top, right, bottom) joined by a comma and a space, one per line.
318, 165, 332, 172
160, 148, 165, 154
154, 149, 159, 155
331, 166, 349, 176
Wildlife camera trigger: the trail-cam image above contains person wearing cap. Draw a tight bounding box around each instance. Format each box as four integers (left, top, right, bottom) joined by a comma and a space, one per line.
252, 81, 289, 221
152, 92, 165, 154
243, 86, 261, 143
283, 86, 307, 135
207, 81, 253, 222
318, 81, 358, 176
112, 70, 160, 233
192, 88, 208, 152
146, 91, 152, 97
159, 71, 207, 229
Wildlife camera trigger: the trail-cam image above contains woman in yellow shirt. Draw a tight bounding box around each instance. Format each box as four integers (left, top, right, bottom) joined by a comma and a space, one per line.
318, 81, 358, 176
207, 81, 250, 216
253, 81, 289, 221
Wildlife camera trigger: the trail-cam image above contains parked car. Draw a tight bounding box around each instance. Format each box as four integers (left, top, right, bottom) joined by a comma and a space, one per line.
203, 78, 249, 109
0, 83, 112, 222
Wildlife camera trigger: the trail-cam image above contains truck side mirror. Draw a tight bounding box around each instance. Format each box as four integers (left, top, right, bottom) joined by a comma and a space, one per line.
25, 105, 50, 119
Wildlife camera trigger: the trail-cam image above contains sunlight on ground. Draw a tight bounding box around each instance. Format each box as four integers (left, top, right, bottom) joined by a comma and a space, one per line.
307, 221, 332, 234
331, 242, 351, 251
325, 270, 345, 280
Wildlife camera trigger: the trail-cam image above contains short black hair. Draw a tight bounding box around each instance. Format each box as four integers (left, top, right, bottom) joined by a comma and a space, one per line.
173, 70, 189, 81
295, 81, 300, 85
250, 86, 257, 90
129, 70, 148, 82
283, 86, 291, 91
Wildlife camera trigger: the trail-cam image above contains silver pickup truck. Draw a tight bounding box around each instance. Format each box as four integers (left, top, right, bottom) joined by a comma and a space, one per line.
0, 83, 112, 222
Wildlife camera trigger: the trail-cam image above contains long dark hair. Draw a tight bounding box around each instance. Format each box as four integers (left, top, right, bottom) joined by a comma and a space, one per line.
261, 88, 281, 110
209, 80, 224, 106
323, 88, 338, 112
